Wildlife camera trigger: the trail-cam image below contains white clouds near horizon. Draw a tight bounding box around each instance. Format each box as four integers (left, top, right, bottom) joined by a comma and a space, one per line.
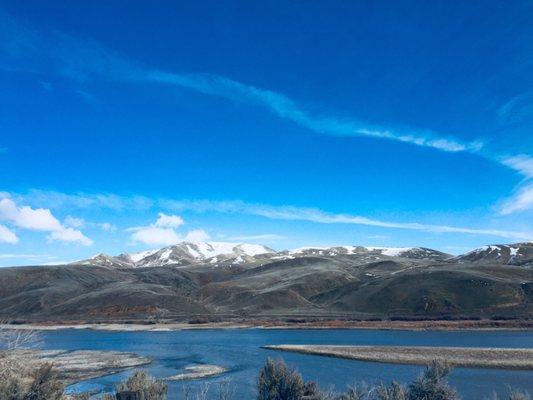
0, 196, 92, 246
5, 190, 532, 242
128, 213, 210, 246
0, 224, 18, 244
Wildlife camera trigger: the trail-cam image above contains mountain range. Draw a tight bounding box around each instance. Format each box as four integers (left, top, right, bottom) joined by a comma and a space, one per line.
0, 241, 531, 323
77, 241, 533, 268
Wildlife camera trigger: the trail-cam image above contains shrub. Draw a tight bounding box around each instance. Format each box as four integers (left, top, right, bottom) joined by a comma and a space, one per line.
0, 358, 64, 400
407, 360, 459, 400
376, 382, 407, 400
115, 370, 168, 400
258, 358, 306, 400
25, 363, 64, 400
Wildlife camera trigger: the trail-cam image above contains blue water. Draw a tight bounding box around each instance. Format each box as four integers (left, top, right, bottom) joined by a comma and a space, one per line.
41, 328, 533, 399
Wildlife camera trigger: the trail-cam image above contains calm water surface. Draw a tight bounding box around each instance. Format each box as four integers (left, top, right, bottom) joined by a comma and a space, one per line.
42, 328, 532, 399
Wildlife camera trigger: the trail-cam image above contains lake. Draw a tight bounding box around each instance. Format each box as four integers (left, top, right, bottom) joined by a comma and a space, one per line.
43, 328, 533, 399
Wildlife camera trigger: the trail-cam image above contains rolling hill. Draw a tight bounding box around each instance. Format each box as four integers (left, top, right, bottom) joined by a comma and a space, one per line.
0, 241, 531, 323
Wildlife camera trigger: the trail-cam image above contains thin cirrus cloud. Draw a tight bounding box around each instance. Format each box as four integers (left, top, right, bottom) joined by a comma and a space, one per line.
6, 190, 533, 241
0, 195, 92, 246
1, 11, 532, 215
1, 13, 532, 180
498, 183, 533, 216
164, 199, 533, 241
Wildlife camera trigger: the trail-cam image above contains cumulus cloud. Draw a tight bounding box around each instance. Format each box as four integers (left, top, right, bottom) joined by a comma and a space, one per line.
0, 196, 92, 245
0, 198, 62, 231
0, 224, 18, 244
47, 227, 93, 246
128, 214, 207, 246
154, 213, 184, 228
130, 226, 181, 246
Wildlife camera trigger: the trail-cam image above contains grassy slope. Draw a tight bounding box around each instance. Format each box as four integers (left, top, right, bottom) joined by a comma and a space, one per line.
0, 255, 531, 322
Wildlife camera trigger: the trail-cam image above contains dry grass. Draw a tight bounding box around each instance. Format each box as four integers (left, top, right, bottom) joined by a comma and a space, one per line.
265, 345, 533, 370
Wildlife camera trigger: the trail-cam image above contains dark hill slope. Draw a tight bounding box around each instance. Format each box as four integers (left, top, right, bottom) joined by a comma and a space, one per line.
0, 256, 531, 322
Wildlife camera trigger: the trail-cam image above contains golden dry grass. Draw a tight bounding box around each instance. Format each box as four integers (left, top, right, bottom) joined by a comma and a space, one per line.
265, 345, 533, 370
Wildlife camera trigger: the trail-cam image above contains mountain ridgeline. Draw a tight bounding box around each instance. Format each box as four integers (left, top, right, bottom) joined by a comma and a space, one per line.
0, 242, 531, 323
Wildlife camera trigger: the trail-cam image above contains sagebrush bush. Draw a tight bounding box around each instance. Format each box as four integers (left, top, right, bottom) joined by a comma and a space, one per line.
258, 358, 306, 400
407, 360, 459, 400
0, 354, 64, 400
376, 381, 408, 400
115, 370, 168, 400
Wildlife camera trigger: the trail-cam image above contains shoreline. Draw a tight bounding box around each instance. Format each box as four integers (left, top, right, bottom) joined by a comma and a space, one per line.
2, 318, 532, 332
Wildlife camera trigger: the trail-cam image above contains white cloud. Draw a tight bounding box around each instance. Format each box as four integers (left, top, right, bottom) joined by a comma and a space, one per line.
0, 12, 503, 160
0, 196, 92, 246
166, 199, 533, 241
12, 189, 153, 211
0, 197, 62, 231
184, 229, 210, 242
498, 183, 533, 215
0, 224, 18, 244
64, 216, 116, 232
64, 215, 85, 228
47, 227, 93, 246
129, 214, 208, 246
130, 226, 181, 246
154, 213, 184, 228
500, 154, 533, 179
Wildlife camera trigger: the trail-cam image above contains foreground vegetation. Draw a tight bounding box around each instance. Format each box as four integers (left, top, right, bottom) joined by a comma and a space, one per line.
1, 355, 530, 399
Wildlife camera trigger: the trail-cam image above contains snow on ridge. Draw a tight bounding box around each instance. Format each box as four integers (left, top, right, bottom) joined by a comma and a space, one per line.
366, 247, 415, 256
129, 249, 158, 263
189, 241, 271, 259
289, 246, 328, 254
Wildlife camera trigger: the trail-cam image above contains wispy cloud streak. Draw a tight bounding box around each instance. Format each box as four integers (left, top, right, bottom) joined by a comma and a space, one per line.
8, 190, 532, 241
1, 11, 532, 213
0, 11, 492, 156
163, 199, 532, 241
148, 71, 483, 153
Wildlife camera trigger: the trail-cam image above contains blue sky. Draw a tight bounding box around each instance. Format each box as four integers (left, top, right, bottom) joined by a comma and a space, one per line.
0, 1, 532, 265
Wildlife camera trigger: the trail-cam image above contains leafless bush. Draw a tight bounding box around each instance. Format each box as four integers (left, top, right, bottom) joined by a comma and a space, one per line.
407, 360, 459, 400
115, 370, 168, 400
0, 323, 65, 400
258, 358, 306, 400
376, 382, 407, 400
487, 389, 531, 400
216, 379, 236, 400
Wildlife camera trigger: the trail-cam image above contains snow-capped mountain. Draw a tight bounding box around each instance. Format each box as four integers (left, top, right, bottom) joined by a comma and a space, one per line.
78, 241, 533, 269
78, 242, 454, 269
78, 241, 276, 268
454, 242, 533, 266
283, 246, 451, 260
